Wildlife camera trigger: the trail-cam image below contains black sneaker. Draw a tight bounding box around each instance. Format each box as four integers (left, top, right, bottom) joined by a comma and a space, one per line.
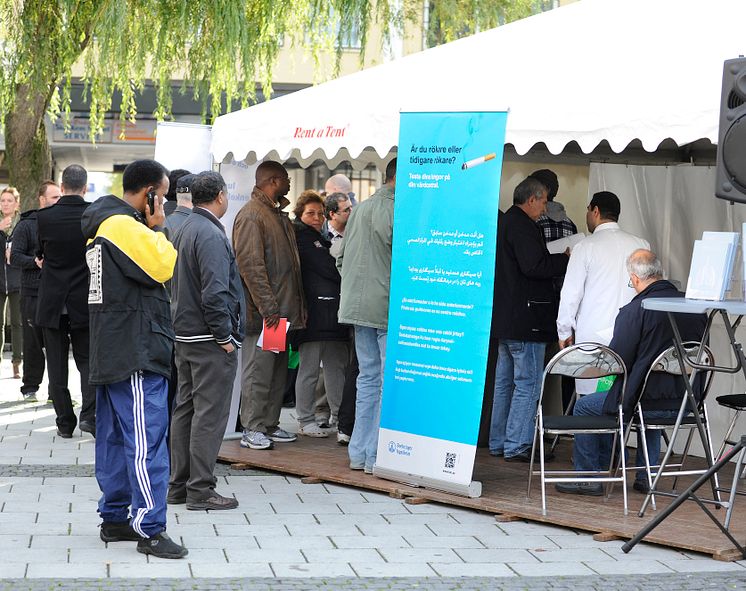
633, 480, 651, 494
505, 449, 554, 463
186, 492, 239, 511
79, 420, 96, 438
136, 532, 188, 559
554, 482, 604, 496
100, 521, 142, 542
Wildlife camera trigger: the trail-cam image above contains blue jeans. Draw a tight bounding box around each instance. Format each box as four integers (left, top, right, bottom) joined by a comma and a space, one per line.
573, 391, 677, 482
348, 326, 387, 471
489, 340, 546, 457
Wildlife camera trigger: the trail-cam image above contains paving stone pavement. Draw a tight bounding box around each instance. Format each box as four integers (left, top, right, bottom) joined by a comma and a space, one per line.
0, 356, 745, 589
0, 573, 745, 590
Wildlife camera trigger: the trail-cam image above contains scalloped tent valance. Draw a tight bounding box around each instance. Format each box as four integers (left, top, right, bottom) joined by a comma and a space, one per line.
211, 0, 746, 169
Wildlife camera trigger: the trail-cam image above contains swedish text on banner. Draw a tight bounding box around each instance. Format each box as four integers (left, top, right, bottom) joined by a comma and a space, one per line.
376, 110, 508, 497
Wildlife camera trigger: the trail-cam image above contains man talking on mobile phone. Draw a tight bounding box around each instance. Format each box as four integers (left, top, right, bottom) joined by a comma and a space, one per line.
81, 159, 188, 559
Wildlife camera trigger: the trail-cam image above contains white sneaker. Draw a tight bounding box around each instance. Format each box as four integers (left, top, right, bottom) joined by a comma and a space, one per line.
267, 427, 297, 443
336, 432, 350, 445
299, 423, 329, 438
240, 430, 273, 450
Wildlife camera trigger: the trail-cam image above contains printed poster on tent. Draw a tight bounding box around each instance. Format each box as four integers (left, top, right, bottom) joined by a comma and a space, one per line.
377, 111, 507, 493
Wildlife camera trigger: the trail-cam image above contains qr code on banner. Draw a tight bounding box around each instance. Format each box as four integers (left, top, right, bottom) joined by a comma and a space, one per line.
444, 452, 456, 469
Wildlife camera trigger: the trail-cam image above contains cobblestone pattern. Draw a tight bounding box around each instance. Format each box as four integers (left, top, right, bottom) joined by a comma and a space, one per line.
0, 464, 270, 477
0, 573, 745, 590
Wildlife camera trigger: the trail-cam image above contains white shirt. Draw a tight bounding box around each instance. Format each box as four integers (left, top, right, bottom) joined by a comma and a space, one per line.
556, 222, 649, 393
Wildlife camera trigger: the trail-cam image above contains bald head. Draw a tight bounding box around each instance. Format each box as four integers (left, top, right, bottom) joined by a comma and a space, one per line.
627, 249, 663, 293
256, 161, 290, 201
325, 174, 352, 195
256, 161, 287, 186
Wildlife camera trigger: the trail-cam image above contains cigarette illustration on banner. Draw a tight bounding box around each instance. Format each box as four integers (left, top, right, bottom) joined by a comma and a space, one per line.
461, 153, 497, 170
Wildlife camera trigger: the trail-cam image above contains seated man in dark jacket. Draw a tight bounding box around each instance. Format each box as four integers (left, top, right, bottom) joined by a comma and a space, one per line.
556, 249, 707, 496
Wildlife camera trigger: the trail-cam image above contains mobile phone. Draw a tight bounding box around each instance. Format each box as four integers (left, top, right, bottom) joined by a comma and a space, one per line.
147, 190, 156, 216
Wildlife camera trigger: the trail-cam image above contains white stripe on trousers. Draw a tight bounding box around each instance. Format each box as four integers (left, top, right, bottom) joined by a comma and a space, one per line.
130, 372, 155, 538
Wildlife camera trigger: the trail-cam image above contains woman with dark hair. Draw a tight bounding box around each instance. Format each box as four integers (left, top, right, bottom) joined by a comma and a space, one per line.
291, 190, 350, 437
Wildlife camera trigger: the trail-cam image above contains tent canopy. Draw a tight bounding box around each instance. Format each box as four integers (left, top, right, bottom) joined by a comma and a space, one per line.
211, 0, 746, 169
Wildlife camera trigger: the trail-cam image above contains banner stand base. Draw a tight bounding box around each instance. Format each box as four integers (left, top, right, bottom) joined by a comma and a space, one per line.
373, 465, 482, 498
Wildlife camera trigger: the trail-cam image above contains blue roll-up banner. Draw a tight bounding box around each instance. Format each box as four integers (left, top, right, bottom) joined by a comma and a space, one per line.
375, 111, 508, 498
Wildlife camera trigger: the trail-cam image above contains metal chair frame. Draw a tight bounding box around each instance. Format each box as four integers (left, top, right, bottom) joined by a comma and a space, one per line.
527, 343, 629, 516
620, 342, 716, 514
713, 394, 746, 524
715, 394, 746, 462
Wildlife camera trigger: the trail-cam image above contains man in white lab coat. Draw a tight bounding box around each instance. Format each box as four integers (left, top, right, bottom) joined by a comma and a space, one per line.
556, 191, 649, 395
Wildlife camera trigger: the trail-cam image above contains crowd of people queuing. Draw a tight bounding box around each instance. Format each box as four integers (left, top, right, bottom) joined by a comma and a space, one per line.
0, 157, 393, 560
1, 156, 698, 560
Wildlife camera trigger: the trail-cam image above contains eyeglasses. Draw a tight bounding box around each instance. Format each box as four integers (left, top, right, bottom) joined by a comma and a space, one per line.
628, 276, 635, 288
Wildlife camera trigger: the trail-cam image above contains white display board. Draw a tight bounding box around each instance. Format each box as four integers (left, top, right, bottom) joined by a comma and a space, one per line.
219, 159, 259, 435
154, 122, 213, 174
219, 159, 257, 242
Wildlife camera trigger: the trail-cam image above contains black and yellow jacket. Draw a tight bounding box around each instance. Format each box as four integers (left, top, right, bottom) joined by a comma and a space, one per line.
81, 195, 177, 385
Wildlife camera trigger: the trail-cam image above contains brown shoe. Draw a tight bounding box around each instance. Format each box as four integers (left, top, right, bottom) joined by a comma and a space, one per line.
186, 492, 239, 511
12, 361, 20, 379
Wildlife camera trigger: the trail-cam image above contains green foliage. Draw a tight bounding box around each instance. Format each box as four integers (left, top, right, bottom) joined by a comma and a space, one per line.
0, 0, 404, 141
425, 0, 546, 47
0, 1, 543, 144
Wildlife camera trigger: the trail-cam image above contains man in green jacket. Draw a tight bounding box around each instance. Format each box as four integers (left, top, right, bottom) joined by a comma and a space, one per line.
337, 158, 396, 474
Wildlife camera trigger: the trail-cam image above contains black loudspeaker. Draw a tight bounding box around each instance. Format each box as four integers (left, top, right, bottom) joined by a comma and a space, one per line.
716, 57, 746, 203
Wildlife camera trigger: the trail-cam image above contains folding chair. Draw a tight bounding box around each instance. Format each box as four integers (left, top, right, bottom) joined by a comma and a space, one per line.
633, 342, 720, 517
716, 393, 746, 461
548, 380, 578, 454
527, 343, 628, 516
712, 393, 746, 527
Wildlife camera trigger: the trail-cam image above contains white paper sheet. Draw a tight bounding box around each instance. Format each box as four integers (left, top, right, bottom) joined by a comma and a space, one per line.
547, 233, 586, 255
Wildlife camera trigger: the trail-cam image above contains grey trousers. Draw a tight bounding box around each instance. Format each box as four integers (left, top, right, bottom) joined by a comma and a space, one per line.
239, 332, 288, 433
296, 340, 349, 426
169, 341, 238, 502
314, 370, 330, 421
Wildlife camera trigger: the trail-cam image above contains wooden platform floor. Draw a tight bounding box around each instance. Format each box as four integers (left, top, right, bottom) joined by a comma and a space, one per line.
218, 436, 746, 560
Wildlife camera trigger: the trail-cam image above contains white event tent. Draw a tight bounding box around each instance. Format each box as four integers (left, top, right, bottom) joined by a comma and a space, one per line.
211, 0, 746, 169
210, 0, 746, 454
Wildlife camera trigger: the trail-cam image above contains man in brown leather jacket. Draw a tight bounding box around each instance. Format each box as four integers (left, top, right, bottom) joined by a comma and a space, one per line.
233, 161, 306, 450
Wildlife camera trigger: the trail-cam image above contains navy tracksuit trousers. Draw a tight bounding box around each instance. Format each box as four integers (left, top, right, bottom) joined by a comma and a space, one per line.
95, 371, 170, 538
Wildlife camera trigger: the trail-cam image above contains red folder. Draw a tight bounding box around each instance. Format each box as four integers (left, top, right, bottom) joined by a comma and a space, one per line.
262, 318, 288, 352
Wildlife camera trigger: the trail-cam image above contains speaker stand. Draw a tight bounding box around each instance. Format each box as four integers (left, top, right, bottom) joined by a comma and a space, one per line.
622, 435, 746, 559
